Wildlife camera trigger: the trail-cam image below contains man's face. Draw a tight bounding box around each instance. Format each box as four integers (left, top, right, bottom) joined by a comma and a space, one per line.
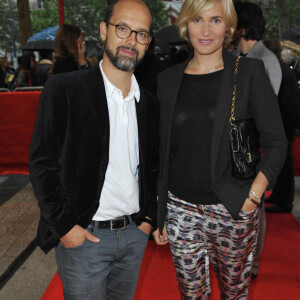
100, 0, 152, 72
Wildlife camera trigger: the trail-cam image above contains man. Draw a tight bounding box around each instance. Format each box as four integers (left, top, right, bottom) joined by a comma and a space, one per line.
233, 1, 283, 280
233, 2, 282, 95
264, 39, 299, 213
29, 1, 158, 299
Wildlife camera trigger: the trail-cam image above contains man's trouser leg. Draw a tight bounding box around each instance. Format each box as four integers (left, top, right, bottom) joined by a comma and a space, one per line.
55, 220, 149, 300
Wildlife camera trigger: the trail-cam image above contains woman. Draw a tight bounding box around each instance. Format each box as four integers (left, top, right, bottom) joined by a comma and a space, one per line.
153, 0, 287, 299
16, 54, 38, 87
49, 24, 89, 75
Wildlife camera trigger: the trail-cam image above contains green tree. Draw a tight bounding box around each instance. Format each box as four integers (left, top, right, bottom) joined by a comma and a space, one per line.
30, 0, 170, 42
0, 0, 20, 58
63, 0, 107, 41
238, 0, 300, 39
31, 0, 58, 33
144, 0, 171, 33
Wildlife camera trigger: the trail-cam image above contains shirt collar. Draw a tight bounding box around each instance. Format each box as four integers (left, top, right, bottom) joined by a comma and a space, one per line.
99, 60, 140, 102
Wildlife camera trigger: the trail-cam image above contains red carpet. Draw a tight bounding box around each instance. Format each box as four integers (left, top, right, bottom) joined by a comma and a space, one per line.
41, 213, 300, 300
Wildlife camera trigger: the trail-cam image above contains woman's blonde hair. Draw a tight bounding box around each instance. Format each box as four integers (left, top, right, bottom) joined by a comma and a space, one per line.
176, 0, 237, 46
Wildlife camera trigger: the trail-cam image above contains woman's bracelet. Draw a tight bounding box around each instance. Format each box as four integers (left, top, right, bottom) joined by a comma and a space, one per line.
247, 196, 260, 206
249, 189, 260, 201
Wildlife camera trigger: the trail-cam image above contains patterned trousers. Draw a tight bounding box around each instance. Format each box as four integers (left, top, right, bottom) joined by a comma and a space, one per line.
166, 192, 259, 300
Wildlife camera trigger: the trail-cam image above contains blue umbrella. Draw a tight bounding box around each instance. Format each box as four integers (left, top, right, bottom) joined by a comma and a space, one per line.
22, 26, 59, 51
27, 25, 59, 42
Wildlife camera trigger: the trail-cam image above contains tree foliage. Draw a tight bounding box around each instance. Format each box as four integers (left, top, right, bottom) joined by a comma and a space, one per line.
31, 0, 59, 33
0, 0, 19, 57
237, 0, 300, 39
144, 0, 171, 33
30, 0, 170, 42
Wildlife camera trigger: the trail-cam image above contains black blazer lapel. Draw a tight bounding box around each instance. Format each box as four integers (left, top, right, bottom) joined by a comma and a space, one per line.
162, 59, 190, 150
211, 49, 237, 175
136, 89, 147, 166
86, 65, 110, 148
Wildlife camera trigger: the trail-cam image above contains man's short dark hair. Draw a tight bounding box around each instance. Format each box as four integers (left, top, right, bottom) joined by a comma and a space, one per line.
104, 0, 118, 23
103, 0, 152, 26
234, 1, 265, 41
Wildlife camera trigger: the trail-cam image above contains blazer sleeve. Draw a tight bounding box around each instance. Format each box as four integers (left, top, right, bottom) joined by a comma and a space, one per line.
29, 76, 79, 240
250, 60, 287, 188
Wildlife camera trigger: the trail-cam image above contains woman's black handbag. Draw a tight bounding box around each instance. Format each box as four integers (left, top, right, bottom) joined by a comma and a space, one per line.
229, 56, 260, 179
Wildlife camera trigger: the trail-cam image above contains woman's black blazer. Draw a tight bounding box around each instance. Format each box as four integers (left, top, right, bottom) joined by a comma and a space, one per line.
157, 48, 287, 230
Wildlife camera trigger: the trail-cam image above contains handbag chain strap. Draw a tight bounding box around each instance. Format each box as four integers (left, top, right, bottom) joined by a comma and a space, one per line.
229, 55, 242, 125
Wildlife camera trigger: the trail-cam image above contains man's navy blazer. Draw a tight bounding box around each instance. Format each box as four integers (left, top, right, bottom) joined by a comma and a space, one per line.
29, 65, 159, 252
157, 49, 287, 231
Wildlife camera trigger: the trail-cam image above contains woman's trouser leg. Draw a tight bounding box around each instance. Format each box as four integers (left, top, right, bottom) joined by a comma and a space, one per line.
205, 204, 259, 300
166, 194, 211, 300
166, 193, 259, 300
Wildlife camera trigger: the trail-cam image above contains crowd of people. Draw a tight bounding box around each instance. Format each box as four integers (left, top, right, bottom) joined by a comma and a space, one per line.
1, 0, 299, 299
0, 24, 101, 90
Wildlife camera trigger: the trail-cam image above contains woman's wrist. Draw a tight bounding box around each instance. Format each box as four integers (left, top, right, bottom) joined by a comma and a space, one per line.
247, 189, 261, 206
247, 195, 260, 206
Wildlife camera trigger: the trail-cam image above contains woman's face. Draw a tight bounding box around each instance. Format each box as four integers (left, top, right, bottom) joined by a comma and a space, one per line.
187, 2, 227, 58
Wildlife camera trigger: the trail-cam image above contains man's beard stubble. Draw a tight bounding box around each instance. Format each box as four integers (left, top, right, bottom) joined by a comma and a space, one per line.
104, 42, 143, 72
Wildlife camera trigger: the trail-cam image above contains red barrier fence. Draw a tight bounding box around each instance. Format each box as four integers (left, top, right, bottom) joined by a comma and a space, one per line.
0, 92, 41, 174
0, 91, 300, 176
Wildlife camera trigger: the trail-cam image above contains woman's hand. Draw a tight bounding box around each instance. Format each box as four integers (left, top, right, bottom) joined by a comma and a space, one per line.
138, 222, 152, 235
77, 40, 87, 66
241, 197, 258, 213
152, 223, 168, 245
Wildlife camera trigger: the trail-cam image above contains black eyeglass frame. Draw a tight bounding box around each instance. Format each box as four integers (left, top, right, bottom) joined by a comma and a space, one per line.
107, 22, 152, 45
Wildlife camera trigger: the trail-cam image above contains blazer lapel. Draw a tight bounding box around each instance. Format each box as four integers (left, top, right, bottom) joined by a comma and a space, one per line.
163, 59, 190, 145
211, 49, 237, 175
86, 65, 110, 147
136, 90, 147, 165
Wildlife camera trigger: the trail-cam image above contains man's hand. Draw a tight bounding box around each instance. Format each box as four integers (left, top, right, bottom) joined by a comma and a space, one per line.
138, 222, 152, 235
152, 224, 168, 245
60, 225, 100, 248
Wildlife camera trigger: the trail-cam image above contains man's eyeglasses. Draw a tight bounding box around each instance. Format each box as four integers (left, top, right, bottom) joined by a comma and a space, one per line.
107, 23, 151, 45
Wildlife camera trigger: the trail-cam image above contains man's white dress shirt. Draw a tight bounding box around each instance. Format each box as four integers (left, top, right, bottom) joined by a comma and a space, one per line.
92, 60, 140, 221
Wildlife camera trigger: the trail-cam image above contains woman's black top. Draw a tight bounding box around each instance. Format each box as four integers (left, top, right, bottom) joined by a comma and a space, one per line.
169, 70, 223, 205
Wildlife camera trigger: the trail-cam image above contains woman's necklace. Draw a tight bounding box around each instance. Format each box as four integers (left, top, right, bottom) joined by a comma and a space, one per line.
209, 64, 224, 73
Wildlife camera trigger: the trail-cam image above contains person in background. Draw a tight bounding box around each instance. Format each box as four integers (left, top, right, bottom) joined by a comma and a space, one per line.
16, 54, 38, 87
153, 0, 287, 298
0, 57, 14, 88
264, 39, 299, 213
134, 36, 170, 95
0, 58, 8, 88
233, 2, 282, 95
29, 1, 158, 299
233, 1, 282, 280
49, 23, 89, 75
86, 54, 99, 67
35, 50, 53, 85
